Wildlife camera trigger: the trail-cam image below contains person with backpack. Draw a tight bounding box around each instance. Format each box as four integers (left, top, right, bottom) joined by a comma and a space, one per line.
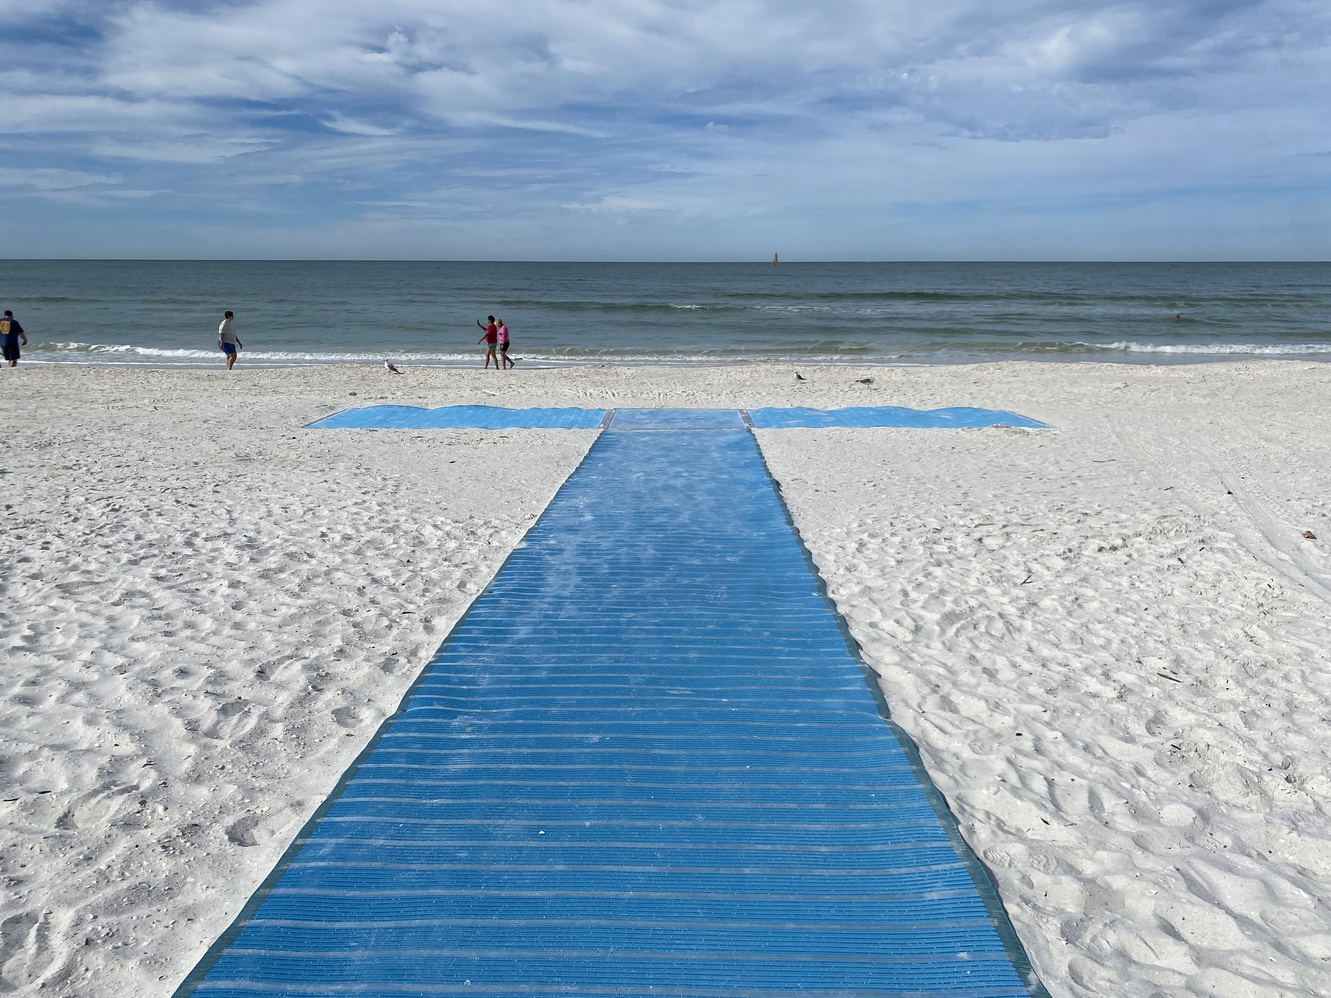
1, 311, 27, 367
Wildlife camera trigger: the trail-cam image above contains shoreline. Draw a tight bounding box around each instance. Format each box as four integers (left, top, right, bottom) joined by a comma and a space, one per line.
14, 347, 1331, 371
3, 360, 1330, 997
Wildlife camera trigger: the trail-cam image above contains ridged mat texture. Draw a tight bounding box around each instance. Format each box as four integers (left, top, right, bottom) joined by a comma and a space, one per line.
305, 404, 1046, 431
179, 411, 1048, 998
745, 406, 1047, 430
306, 404, 609, 429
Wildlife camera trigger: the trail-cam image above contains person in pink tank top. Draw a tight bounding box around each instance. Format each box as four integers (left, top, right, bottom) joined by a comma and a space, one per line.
496, 318, 514, 369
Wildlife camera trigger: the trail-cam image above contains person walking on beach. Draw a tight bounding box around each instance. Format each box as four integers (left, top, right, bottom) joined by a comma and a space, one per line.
477, 315, 499, 370
218, 310, 242, 370
0, 311, 27, 367
496, 318, 514, 369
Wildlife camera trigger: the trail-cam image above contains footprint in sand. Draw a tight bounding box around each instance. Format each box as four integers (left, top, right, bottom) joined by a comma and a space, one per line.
0, 909, 64, 991
332, 706, 364, 730
54, 783, 138, 831
225, 803, 304, 848
204, 699, 257, 740
225, 814, 264, 847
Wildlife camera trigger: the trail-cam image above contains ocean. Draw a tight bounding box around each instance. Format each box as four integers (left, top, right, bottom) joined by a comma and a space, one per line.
3, 260, 1330, 367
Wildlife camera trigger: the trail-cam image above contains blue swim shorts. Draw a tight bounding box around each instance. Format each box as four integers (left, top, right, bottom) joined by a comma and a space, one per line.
220, 341, 237, 355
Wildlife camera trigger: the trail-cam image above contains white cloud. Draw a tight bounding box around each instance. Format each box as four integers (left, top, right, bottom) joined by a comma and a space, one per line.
0, 166, 117, 189
0, 165, 160, 206
0, 0, 82, 17
71, 2, 1315, 131
0, 94, 195, 133
321, 113, 401, 137
0, 0, 1327, 256
87, 134, 272, 164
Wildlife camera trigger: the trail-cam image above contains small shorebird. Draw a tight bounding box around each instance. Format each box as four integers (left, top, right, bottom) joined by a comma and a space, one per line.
384, 361, 402, 374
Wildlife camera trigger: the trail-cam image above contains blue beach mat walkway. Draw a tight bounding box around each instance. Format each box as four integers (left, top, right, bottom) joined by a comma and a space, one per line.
305, 403, 1047, 431
180, 409, 1049, 998
307, 404, 609, 430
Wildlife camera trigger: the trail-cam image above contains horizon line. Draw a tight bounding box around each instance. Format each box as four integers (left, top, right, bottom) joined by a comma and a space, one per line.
4, 258, 1330, 265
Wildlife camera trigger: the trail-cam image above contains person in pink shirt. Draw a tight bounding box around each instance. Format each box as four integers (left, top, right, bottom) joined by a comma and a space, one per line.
496, 318, 514, 369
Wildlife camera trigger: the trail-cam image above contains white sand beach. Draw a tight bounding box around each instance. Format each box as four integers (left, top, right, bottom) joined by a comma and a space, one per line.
3, 360, 1331, 998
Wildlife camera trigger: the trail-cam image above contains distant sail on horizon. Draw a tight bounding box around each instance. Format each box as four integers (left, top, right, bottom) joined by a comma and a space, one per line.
772, 252, 778, 267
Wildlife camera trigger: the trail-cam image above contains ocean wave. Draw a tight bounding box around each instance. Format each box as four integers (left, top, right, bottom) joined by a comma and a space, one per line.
28, 340, 897, 368
25, 337, 1331, 368
1091, 341, 1331, 356
33, 342, 478, 365
492, 299, 743, 314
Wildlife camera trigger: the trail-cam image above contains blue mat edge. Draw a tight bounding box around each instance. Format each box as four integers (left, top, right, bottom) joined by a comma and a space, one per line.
170, 431, 606, 997
747, 426, 1051, 998
303, 404, 609, 430
745, 406, 1050, 430
304, 404, 1050, 431
174, 425, 1052, 998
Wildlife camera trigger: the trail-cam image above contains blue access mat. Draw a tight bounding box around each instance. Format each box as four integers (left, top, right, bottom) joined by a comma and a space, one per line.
746, 406, 1047, 429
306, 404, 607, 429
609, 408, 746, 429
307, 404, 1047, 431
179, 421, 1048, 998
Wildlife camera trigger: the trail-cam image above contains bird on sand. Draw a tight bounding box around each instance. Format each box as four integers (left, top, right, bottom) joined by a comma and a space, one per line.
385, 361, 402, 374
794, 371, 806, 381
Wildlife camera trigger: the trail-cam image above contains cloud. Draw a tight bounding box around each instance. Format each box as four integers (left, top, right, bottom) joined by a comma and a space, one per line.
321, 113, 401, 137
0, 165, 161, 206
0, 166, 117, 189
0, 1, 1327, 257
0, 93, 196, 133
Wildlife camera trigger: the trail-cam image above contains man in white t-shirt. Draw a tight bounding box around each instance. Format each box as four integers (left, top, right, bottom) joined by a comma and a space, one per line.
218, 310, 242, 370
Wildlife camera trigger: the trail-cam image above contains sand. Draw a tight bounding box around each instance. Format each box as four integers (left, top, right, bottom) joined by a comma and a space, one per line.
2, 360, 1330, 998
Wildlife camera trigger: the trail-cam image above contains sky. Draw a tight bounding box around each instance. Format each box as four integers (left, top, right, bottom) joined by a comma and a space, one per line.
1, 0, 1328, 261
